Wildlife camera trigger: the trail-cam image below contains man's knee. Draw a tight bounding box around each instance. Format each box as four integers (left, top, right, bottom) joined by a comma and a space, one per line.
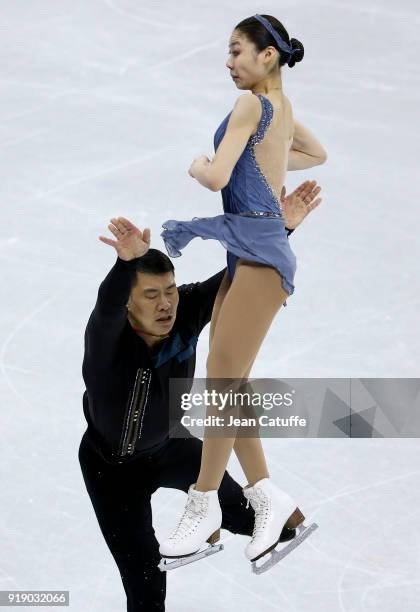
111, 540, 162, 571
102, 522, 159, 559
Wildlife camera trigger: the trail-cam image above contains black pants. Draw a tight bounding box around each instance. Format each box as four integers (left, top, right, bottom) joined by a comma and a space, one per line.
78, 428, 256, 611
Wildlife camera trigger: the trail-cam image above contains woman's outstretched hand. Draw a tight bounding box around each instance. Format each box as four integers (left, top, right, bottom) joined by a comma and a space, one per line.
98, 217, 151, 261
281, 180, 322, 230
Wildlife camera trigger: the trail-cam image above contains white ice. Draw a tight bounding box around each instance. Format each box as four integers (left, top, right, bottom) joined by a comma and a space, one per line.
1, 0, 420, 610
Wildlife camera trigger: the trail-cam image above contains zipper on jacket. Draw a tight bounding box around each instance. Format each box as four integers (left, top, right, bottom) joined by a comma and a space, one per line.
118, 367, 152, 457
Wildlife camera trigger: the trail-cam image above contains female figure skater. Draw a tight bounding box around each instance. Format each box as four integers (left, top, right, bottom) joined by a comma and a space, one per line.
159, 14, 327, 566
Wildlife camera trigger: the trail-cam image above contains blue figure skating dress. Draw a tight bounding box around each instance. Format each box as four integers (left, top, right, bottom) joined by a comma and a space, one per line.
161, 93, 297, 306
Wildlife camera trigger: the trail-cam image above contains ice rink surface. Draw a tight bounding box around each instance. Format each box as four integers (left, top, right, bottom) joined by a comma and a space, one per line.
1, 1, 420, 610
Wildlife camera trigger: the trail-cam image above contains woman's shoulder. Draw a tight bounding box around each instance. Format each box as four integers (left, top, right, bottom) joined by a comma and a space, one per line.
234, 92, 263, 109
230, 93, 262, 124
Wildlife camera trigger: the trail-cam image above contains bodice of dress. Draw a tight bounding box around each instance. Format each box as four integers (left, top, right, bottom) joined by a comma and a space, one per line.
213, 93, 289, 217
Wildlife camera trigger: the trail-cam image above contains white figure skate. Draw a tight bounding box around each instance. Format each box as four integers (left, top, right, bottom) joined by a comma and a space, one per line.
243, 478, 318, 574
158, 483, 223, 572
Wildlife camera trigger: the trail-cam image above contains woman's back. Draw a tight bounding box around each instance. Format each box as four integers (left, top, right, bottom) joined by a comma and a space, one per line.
251, 92, 294, 205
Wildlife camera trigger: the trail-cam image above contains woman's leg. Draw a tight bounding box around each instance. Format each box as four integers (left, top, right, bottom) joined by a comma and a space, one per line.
195, 260, 289, 492
232, 362, 270, 487
209, 269, 269, 487
213, 312, 269, 487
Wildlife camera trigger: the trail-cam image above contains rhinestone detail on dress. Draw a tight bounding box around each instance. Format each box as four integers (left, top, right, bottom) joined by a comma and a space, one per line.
247, 95, 284, 216
237, 211, 282, 218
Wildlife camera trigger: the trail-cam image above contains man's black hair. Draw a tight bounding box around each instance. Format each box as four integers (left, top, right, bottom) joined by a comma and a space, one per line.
128, 248, 175, 288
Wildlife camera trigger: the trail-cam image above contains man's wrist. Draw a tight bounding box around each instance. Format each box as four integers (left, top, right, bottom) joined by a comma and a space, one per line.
117, 254, 145, 268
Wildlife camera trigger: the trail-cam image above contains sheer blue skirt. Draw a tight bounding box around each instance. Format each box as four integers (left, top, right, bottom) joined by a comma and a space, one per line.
161, 212, 296, 306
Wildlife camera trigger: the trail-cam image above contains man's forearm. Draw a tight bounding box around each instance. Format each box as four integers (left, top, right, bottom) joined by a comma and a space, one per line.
95, 256, 141, 317
84, 256, 143, 369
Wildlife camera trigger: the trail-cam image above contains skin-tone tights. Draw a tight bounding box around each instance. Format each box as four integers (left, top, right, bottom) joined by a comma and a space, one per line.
195, 260, 289, 492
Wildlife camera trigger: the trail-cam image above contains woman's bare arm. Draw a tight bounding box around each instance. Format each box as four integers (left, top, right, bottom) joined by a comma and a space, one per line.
288, 119, 327, 170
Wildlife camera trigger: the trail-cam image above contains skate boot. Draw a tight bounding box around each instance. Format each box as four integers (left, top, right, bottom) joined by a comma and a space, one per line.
158, 483, 223, 570
243, 478, 318, 574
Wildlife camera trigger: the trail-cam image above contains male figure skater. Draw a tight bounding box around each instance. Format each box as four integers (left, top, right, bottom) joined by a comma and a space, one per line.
78, 181, 322, 611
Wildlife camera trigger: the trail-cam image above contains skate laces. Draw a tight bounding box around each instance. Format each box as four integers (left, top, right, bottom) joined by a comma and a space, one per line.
246, 488, 271, 540
170, 493, 208, 540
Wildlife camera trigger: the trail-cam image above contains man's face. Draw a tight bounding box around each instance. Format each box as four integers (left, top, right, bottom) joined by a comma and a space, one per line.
127, 271, 179, 342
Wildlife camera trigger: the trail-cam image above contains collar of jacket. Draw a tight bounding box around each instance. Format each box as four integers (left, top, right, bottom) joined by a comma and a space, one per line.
152, 330, 198, 368
127, 319, 198, 368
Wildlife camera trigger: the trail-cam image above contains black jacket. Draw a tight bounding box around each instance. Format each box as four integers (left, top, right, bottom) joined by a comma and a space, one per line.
82, 255, 225, 463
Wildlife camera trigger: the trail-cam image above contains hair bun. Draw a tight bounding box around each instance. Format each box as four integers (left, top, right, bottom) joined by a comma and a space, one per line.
288, 38, 304, 68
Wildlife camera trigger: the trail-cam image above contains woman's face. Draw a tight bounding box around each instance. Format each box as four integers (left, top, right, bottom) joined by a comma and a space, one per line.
226, 30, 273, 89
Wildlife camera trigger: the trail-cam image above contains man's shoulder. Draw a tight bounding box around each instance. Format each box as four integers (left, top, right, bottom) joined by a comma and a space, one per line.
175, 268, 227, 334
177, 281, 199, 295
177, 268, 226, 294
176, 268, 226, 309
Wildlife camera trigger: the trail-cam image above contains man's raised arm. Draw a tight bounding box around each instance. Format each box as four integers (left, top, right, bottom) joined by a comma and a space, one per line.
83, 218, 150, 371
84, 256, 142, 369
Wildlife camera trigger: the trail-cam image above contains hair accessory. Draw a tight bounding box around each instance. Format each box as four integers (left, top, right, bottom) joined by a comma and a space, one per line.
254, 14, 295, 60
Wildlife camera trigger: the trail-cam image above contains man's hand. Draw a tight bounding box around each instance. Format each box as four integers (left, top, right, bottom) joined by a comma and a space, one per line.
281, 180, 322, 230
99, 217, 151, 261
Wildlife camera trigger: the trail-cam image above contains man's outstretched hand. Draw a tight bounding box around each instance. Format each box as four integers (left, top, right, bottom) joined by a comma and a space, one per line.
281, 180, 322, 230
99, 217, 151, 261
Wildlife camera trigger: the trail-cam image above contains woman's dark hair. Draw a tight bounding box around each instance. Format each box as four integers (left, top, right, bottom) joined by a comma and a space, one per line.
129, 248, 174, 288
234, 14, 304, 69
